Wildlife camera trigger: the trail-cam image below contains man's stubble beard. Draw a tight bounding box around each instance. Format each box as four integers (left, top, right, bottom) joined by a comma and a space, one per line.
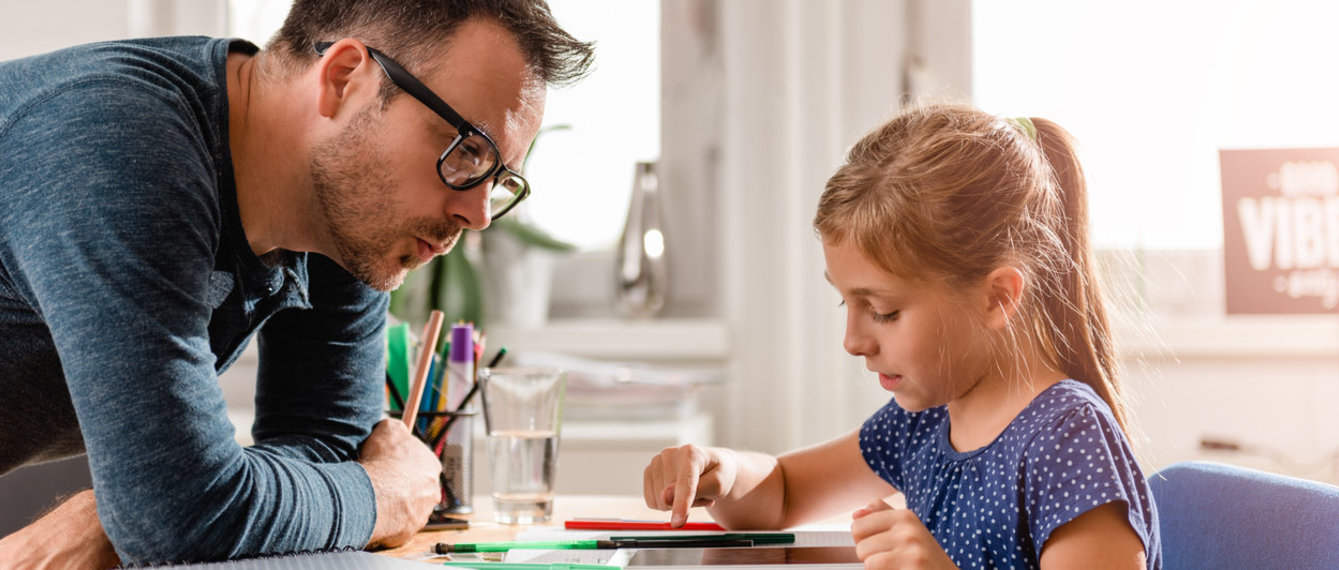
310, 106, 408, 291
310, 105, 462, 291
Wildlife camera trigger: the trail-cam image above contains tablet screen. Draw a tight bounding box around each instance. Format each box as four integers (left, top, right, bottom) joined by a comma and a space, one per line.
627, 546, 861, 566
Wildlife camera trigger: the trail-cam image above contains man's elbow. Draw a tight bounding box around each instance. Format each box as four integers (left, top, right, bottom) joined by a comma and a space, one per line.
98, 486, 248, 564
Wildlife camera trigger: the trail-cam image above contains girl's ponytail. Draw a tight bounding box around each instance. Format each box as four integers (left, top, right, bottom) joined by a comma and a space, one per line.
1031, 118, 1127, 432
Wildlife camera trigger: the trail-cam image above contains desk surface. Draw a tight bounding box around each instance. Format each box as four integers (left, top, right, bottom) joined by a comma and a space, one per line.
380, 495, 713, 559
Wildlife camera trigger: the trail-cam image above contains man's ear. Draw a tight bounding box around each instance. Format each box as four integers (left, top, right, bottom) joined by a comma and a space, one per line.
313, 39, 377, 120
983, 266, 1025, 331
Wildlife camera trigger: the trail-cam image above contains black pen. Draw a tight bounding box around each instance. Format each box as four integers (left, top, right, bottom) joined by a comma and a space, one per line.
435, 347, 507, 444
385, 371, 405, 411
484, 347, 509, 369
616, 538, 754, 549
435, 538, 753, 554
610, 533, 795, 545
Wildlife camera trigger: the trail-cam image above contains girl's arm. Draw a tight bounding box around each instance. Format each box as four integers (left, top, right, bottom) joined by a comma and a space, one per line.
643, 430, 896, 529
1039, 503, 1148, 569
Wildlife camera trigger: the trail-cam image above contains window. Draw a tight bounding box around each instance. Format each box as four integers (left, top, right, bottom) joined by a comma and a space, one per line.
973, 0, 1339, 250
522, 0, 660, 252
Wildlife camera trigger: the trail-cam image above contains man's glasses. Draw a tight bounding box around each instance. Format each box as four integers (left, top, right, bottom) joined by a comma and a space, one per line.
315, 42, 530, 220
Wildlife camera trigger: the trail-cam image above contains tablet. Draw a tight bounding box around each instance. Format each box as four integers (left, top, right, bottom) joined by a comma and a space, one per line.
627, 546, 861, 567
424, 510, 470, 531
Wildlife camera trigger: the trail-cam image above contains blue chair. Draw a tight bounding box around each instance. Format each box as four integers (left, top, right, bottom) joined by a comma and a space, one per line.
1150, 461, 1339, 569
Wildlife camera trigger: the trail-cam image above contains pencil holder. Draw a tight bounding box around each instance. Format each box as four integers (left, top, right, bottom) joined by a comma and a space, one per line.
389, 409, 478, 514
434, 410, 476, 514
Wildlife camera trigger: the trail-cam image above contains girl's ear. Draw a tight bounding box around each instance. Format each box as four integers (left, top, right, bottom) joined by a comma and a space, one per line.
983, 266, 1025, 330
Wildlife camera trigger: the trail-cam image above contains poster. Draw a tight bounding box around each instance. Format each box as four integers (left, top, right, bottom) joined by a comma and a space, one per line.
1220, 148, 1339, 314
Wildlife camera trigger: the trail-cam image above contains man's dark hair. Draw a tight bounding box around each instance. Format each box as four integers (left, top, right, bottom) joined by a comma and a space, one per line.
267, 0, 594, 87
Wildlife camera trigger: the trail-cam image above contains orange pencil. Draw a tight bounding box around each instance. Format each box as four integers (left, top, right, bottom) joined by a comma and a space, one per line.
402, 310, 445, 428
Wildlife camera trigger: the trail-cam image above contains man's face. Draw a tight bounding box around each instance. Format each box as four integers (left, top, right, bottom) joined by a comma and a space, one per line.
309, 103, 449, 291
310, 19, 546, 291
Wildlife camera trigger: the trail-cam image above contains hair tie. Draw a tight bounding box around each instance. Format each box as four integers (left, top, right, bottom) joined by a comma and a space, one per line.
1009, 117, 1037, 141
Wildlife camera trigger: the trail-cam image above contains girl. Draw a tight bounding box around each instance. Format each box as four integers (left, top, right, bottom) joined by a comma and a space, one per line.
642, 104, 1159, 569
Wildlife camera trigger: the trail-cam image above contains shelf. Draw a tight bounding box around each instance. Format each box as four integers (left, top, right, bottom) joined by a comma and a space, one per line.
1115, 315, 1339, 359
226, 409, 714, 451
227, 317, 731, 364
488, 318, 729, 362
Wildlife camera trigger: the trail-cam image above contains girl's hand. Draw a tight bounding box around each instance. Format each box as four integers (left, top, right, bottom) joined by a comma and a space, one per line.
643, 444, 738, 527
850, 499, 958, 570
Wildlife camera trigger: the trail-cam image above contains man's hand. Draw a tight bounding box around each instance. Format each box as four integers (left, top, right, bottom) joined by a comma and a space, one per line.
850, 499, 958, 570
359, 419, 440, 548
0, 489, 120, 570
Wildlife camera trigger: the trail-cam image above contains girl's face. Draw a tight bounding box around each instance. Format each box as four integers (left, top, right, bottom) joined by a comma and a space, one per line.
823, 239, 997, 412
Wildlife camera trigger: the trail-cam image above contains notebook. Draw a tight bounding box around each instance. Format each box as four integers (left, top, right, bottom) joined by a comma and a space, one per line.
627, 546, 861, 568
152, 550, 437, 569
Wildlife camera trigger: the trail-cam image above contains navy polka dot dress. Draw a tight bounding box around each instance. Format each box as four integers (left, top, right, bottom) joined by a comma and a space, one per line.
858, 380, 1161, 569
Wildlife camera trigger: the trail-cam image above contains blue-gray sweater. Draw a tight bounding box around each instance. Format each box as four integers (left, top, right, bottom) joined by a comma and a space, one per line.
0, 37, 385, 563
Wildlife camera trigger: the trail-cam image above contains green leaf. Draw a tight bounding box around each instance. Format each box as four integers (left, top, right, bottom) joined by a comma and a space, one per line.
493, 218, 577, 252
388, 261, 436, 329
521, 124, 573, 173
435, 244, 485, 331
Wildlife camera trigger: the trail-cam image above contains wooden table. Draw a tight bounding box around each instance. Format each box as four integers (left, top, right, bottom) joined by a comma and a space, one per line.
379, 495, 714, 559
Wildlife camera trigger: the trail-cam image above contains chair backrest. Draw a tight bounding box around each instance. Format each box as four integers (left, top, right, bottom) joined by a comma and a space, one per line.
1150, 461, 1339, 569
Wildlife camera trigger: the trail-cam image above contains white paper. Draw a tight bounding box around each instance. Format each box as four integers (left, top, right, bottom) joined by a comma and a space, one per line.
494, 527, 855, 567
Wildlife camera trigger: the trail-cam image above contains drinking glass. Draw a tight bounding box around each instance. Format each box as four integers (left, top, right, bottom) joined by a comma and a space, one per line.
480, 367, 566, 524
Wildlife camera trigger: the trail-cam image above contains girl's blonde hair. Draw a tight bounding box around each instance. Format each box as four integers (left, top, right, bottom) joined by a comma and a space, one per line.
813, 103, 1127, 433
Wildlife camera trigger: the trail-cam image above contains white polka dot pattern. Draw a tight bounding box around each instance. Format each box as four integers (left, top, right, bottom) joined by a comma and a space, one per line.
858, 380, 1161, 569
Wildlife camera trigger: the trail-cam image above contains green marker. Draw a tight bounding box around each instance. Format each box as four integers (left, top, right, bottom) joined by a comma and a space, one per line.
385, 322, 411, 409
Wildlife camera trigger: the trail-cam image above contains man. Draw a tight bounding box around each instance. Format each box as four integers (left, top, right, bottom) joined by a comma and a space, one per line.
0, 0, 592, 566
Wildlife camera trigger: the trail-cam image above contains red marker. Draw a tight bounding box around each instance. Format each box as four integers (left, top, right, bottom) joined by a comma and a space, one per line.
563, 518, 727, 531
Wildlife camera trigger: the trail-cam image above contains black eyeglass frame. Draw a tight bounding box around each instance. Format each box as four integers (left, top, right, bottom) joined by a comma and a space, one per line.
314, 41, 530, 220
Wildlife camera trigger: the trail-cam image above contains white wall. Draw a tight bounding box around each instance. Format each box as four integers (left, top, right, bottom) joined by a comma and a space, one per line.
0, 1, 225, 63
1114, 251, 1339, 483
0, 3, 129, 60
1130, 347, 1339, 483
